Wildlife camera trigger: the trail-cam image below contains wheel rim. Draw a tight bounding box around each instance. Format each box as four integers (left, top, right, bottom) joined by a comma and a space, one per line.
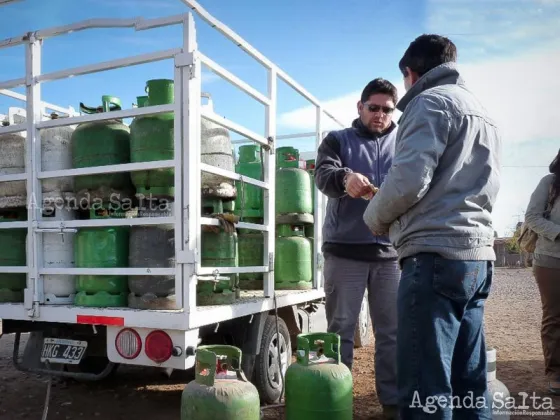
358, 296, 369, 340
267, 332, 289, 390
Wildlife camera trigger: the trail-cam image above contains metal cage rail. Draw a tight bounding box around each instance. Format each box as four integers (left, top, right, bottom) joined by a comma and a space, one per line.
0, 0, 345, 331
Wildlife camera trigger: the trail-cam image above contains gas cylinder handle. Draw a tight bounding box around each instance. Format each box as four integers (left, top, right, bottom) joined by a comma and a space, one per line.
296, 332, 342, 366
79, 95, 122, 114
194, 345, 244, 387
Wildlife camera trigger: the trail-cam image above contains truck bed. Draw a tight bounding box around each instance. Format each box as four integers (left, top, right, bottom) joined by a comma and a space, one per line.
0, 288, 324, 330
0, 0, 342, 336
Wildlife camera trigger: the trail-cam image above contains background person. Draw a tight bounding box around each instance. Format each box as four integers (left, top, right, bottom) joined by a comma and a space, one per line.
524, 149, 560, 395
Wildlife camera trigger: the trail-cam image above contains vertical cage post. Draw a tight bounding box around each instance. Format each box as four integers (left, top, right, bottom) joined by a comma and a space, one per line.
172, 29, 186, 311
24, 36, 43, 315
313, 106, 324, 290
182, 13, 202, 325
262, 69, 277, 298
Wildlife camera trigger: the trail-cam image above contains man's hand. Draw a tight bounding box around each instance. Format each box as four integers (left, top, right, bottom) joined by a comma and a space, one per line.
344, 173, 372, 198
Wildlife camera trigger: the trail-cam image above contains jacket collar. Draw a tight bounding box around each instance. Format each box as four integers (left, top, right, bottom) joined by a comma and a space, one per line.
351, 117, 397, 140
397, 62, 465, 112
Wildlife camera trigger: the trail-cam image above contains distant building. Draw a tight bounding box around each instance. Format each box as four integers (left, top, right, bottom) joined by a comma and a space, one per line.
493, 236, 532, 267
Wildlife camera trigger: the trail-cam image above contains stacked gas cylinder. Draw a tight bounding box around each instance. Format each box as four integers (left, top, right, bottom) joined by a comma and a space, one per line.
127, 81, 176, 310
71, 95, 134, 308
235, 145, 316, 291
0, 107, 76, 305
197, 92, 238, 306
69, 81, 239, 309
0, 79, 238, 310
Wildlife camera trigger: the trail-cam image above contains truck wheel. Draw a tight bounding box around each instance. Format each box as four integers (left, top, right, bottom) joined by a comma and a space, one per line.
354, 294, 371, 348
253, 314, 291, 404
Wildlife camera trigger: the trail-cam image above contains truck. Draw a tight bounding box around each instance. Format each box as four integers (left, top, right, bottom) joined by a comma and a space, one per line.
0, 0, 371, 405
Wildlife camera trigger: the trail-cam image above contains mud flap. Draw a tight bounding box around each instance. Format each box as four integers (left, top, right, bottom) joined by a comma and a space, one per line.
13, 332, 114, 381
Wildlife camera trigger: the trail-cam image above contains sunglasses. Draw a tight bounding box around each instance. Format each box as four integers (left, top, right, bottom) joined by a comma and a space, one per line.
364, 103, 394, 115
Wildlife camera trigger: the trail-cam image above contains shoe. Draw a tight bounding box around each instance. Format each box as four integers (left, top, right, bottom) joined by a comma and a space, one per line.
382, 404, 399, 420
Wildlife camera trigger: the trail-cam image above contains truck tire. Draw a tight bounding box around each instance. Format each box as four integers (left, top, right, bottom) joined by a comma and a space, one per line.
253, 314, 291, 404
354, 293, 371, 348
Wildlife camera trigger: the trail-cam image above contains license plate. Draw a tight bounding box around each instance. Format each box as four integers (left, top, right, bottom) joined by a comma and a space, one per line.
40, 338, 88, 365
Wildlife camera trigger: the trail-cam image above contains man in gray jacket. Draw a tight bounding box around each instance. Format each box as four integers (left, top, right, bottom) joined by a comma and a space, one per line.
363, 35, 502, 419
315, 78, 400, 419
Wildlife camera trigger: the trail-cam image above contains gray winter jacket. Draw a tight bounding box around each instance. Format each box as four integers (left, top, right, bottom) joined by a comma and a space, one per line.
363, 62, 502, 262
525, 174, 560, 259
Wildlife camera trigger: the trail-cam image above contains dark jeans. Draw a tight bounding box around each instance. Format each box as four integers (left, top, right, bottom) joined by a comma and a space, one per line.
397, 253, 493, 420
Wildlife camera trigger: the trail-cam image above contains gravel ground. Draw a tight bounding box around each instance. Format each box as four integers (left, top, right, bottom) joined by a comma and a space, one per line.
0, 267, 558, 419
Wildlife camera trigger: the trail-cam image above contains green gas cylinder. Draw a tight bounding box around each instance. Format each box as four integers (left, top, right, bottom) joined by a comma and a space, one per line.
181, 345, 261, 420
199, 199, 238, 305
238, 220, 264, 290
130, 79, 175, 199
276, 147, 313, 224
276, 146, 301, 168
234, 145, 263, 219
71, 95, 132, 200
0, 209, 27, 303
275, 224, 312, 290
74, 206, 129, 307
285, 333, 353, 420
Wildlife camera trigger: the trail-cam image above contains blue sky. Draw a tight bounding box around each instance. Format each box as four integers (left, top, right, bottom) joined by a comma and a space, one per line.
0, 0, 559, 236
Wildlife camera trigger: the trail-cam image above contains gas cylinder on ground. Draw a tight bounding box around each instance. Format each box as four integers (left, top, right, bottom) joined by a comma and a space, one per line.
238, 218, 264, 290
276, 147, 313, 225
42, 204, 77, 305
128, 199, 176, 309
234, 144, 263, 219
275, 224, 312, 290
0, 208, 27, 303
71, 96, 133, 202
199, 198, 238, 305
74, 206, 129, 307
487, 347, 511, 420
285, 333, 353, 420
200, 93, 236, 201
181, 345, 260, 420
130, 80, 175, 199
0, 108, 74, 208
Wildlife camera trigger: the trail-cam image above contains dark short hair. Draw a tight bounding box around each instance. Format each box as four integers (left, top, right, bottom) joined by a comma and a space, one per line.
399, 34, 457, 77
360, 78, 398, 105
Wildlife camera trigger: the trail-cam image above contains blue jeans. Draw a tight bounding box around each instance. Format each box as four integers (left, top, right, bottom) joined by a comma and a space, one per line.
397, 253, 493, 420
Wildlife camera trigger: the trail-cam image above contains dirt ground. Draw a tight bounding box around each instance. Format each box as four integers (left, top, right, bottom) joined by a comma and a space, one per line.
1, 267, 559, 419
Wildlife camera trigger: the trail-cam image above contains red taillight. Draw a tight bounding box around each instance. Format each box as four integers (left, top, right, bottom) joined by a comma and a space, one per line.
115, 328, 142, 359
145, 330, 173, 363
